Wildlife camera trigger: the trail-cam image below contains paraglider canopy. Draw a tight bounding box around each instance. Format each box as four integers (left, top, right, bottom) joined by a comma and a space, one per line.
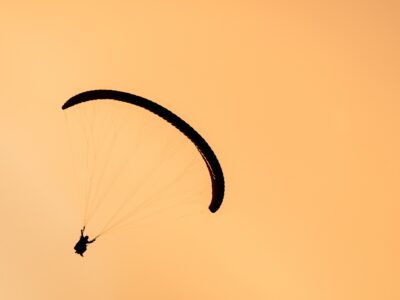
62, 89, 225, 213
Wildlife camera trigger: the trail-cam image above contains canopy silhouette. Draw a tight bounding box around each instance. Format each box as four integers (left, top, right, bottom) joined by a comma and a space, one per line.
62, 89, 225, 213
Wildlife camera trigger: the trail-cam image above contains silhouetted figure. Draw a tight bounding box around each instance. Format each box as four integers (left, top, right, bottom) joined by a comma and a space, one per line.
74, 226, 96, 257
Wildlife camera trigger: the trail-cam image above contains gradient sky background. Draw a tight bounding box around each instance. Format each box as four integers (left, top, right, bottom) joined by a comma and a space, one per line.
0, 1, 399, 299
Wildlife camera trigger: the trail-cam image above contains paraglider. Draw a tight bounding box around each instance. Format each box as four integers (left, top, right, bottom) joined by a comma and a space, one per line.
74, 226, 96, 256
64, 89, 225, 255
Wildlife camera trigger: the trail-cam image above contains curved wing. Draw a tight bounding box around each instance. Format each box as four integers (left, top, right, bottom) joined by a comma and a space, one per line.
62, 89, 225, 213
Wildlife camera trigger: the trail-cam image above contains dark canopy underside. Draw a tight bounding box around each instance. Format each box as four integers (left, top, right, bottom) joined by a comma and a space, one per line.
62, 89, 225, 213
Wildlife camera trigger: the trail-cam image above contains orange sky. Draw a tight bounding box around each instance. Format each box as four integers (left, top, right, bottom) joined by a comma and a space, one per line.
0, 1, 399, 299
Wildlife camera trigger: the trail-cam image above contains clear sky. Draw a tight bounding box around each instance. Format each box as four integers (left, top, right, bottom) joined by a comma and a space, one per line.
0, 1, 398, 299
